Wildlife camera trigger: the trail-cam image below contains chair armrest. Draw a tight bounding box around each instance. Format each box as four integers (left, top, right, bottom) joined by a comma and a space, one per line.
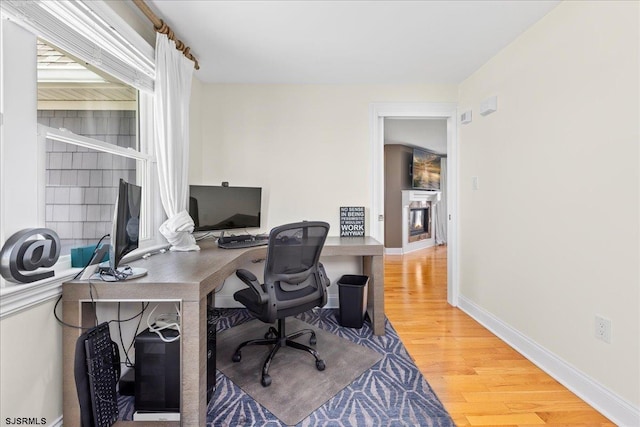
318, 263, 330, 288
236, 269, 268, 304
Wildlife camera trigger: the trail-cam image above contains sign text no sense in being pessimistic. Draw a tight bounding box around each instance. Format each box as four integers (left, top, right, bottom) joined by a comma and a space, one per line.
340, 207, 365, 237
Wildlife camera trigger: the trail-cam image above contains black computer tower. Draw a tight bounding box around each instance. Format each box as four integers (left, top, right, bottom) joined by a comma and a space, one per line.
134, 314, 216, 412
134, 328, 180, 412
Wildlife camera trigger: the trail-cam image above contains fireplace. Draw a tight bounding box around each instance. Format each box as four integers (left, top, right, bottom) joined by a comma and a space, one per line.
409, 207, 429, 236
408, 200, 431, 242
398, 190, 440, 254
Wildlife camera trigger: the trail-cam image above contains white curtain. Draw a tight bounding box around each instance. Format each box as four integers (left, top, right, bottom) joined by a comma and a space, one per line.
434, 157, 448, 245
154, 33, 199, 251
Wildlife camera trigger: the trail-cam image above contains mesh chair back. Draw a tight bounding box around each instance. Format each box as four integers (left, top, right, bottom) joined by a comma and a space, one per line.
262, 221, 330, 319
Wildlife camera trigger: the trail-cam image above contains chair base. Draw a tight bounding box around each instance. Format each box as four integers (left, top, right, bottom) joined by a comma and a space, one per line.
231, 318, 325, 387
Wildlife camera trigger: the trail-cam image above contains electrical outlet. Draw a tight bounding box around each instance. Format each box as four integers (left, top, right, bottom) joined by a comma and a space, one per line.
595, 315, 611, 343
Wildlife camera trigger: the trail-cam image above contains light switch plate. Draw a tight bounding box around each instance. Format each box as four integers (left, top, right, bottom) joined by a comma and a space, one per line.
472, 176, 480, 191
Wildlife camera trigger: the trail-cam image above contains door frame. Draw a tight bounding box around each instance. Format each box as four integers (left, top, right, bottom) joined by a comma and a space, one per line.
369, 102, 459, 306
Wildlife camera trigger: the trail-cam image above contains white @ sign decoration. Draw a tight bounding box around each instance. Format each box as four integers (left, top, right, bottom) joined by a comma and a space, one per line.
340, 207, 365, 237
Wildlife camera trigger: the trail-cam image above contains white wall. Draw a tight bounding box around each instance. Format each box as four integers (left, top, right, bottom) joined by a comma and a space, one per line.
0, 20, 63, 425
193, 84, 457, 231
104, 0, 156, 46
1, 300, 63, 425
189, 77, 204, 184
0, 20, 39, 246
191, 84, 457, 306
458, 0, 639, 417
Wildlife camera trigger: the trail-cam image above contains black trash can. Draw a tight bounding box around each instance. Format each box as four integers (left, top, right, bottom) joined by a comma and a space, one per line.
337, 275, 369, 328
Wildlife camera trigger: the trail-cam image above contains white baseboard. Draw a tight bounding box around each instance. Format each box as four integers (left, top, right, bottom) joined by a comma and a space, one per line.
48, 415, 63, 427
458, 295, 640, 427
384, 244, 437, 256
384, 247, 403, 255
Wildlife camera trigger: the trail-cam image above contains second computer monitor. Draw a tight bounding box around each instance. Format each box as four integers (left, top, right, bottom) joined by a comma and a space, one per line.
188, 185, 262, 233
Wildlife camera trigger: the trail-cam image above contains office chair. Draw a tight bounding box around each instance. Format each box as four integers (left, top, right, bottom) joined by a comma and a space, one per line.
232, 221, 331, 387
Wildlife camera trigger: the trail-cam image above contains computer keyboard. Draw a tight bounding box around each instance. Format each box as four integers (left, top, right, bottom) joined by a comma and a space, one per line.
83, 323, 120, 427
218, 239, 268, 249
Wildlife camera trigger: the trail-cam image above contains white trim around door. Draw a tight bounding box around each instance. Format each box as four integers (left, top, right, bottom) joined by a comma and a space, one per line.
369, 102, 459, 306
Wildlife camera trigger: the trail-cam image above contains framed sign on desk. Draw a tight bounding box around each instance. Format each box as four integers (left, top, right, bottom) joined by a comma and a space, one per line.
340, 206, 365, 237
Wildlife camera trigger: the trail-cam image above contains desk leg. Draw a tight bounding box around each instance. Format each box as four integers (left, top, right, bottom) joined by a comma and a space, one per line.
181, 297, 207, 426
364, 254, 385, 335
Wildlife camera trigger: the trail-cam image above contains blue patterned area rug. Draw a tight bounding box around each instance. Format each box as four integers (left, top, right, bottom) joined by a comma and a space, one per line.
119, 308, 454, 426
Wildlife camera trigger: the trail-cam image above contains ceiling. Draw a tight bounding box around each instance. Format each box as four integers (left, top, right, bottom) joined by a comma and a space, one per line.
384, 118, 447, 154
142, 0, 560, 85
37, 40, 136, 104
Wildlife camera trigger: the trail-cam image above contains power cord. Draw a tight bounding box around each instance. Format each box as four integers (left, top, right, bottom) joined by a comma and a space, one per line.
73, 234, 110, 280
116, 302, 148, 368
97, 265, 135, 282
146, 304, 181, 343
53, 280, 100, 329
194, 231, 218, 241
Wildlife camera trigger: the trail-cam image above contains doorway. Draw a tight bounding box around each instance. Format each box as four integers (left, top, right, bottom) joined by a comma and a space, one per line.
369, 103, 459, 306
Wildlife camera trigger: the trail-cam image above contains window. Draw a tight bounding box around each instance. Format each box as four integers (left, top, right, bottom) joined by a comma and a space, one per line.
0, 2, 157, 295
39, 128, 152, 257
36, 40, 150, 256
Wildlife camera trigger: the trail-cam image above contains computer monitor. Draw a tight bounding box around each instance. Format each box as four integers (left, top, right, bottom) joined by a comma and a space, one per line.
188, 185, 262, 233
111, 179, 141, 264
99, 179, 147, 281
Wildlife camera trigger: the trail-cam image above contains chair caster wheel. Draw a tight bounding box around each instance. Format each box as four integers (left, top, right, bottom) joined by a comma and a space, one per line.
261, 374, 272, 387
316, 360, 325, 371
309, 335, 317, 345
232, 352, 241, 362
265, 327, 277, 339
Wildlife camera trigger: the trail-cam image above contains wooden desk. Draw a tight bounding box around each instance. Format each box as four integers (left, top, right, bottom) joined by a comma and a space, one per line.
62, 236, 384, 426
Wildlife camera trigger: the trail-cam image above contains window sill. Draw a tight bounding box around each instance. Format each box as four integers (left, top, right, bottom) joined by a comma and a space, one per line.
0, 241, 170, 319
0, 268, 78, 319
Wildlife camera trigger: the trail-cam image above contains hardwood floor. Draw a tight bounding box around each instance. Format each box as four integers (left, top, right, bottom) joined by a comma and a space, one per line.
384, 246, 615, 426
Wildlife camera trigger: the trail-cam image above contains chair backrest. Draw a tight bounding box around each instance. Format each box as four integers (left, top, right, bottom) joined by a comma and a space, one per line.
262, 221, 330, 321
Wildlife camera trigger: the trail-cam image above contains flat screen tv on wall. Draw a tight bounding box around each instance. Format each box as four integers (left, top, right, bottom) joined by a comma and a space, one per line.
411, 148, 441, 190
